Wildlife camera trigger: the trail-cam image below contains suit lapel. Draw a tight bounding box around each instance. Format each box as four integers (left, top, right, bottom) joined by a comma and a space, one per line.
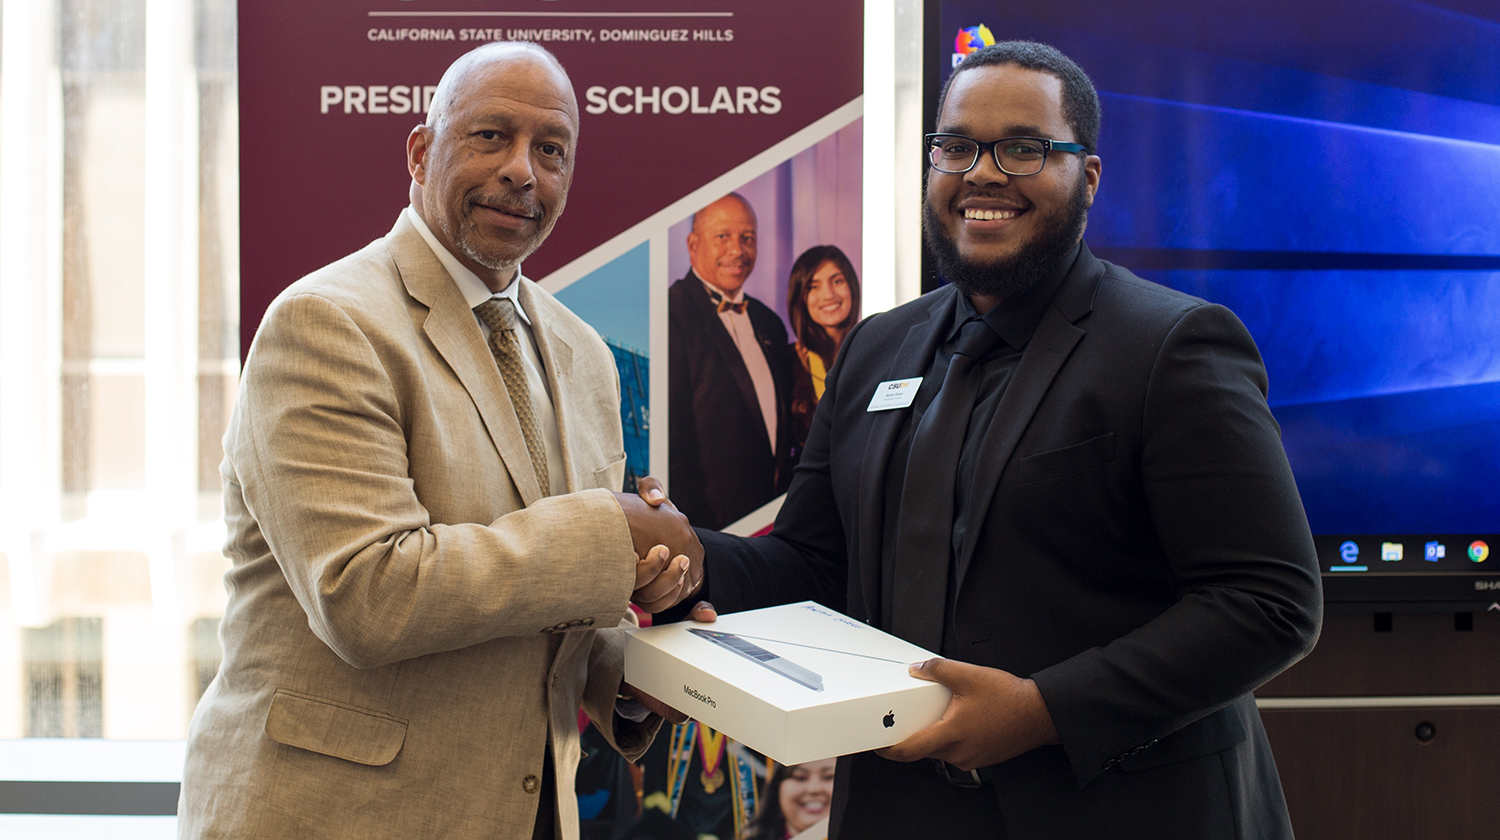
519, 280, 578, 493
687, 273, 772, 452
854, 288, 956, 625
391, 215, 546, 506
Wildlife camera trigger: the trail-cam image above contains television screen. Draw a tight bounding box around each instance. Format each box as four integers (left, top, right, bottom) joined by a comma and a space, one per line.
929, 0, 1500, 609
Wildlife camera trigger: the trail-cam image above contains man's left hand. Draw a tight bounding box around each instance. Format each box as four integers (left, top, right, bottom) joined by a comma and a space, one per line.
627, 684, 688, 725
875, 658, 1060, 771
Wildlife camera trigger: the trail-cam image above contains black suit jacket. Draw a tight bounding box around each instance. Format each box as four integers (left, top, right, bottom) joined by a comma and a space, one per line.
693, 244, 1322, 838
669, 271, 797, 531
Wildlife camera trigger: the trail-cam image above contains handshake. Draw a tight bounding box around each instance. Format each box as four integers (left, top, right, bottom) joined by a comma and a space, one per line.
612, 477, 719, 726
612, 477, 712, 615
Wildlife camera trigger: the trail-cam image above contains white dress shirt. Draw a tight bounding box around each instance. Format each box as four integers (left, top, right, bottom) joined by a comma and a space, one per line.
700, 278, 778, 454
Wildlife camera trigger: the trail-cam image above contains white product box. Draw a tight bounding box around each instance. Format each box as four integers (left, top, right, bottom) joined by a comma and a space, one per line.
624, 601, 952, 765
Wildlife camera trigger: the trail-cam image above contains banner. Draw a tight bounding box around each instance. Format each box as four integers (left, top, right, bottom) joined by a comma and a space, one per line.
240, 0, 862, 354
240, 2, 861, 837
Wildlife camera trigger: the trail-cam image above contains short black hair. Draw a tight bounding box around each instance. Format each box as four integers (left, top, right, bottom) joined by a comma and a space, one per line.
937, 40, 1101, 154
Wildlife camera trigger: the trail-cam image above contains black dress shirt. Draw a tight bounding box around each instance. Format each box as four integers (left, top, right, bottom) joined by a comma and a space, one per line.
878, 244, 1081, 645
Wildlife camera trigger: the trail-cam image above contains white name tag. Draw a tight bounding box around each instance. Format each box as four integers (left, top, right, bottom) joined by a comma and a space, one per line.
867, 377, 922, 411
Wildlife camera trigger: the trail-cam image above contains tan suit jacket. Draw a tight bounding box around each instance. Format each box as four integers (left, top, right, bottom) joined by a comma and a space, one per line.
179, 213, 656, 839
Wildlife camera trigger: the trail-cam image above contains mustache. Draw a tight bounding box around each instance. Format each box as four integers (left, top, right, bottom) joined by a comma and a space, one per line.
956, 187, 1029, 208
468, 191, 542, 220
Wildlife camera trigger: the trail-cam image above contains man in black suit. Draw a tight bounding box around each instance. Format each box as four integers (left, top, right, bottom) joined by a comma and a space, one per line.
669, 193, 796, 531
668, 42, 1322, 838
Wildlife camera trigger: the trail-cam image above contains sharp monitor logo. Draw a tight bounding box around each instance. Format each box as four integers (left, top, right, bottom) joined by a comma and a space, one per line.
882, 710, 895, 728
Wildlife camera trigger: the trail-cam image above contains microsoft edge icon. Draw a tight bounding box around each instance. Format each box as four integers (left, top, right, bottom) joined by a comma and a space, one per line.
1339, 541, 1359, 563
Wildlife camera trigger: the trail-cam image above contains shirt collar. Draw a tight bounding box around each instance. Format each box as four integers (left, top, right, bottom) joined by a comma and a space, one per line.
948, 240, 1080, 350
692, 270, 746, 306
406, 206, 532, 326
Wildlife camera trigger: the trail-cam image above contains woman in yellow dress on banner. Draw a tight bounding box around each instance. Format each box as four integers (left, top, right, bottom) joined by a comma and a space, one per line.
786, 246, 861, 448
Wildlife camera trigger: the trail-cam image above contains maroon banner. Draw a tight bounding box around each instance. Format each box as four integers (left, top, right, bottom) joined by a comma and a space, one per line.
238, 0, 862, 360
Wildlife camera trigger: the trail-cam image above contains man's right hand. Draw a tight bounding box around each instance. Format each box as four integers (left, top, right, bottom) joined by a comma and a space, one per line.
632, 545, 689, 612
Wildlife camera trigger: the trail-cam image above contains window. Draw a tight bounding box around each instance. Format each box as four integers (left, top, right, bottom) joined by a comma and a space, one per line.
0, 0, 239, 741
24, 618, 103, 739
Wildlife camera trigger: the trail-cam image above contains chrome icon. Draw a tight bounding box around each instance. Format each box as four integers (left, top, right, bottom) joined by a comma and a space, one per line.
1469, 541, 1490, 563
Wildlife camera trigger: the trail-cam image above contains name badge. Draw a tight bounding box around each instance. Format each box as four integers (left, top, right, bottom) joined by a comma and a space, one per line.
867, 377, 922, 412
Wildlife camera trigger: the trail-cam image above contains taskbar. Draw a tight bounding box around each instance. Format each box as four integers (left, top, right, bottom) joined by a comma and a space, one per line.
1316, 533, 1496, 573
1317, 534, 1500, 609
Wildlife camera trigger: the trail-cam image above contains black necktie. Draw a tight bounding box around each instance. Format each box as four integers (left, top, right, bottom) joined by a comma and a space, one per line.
890, 317, 1003, 652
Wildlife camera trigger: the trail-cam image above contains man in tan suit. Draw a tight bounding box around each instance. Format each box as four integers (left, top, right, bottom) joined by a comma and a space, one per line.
179, 43, 702, 839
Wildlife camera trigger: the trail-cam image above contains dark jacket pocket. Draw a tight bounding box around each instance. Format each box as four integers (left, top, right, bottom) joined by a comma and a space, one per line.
1017, 433, 1117, 484
264, 689, 408, 766
1118, 704, 1247, 773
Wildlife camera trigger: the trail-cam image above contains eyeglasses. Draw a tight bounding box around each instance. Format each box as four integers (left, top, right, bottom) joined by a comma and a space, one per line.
924, 133, 1090, 176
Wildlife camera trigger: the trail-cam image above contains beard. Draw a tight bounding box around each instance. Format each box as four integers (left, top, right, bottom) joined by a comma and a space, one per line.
923, 170, 1091, 301
437, 190, 550, 273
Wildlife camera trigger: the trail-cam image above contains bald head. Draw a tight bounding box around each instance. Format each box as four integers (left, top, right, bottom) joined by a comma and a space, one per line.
426, 42, 579, 135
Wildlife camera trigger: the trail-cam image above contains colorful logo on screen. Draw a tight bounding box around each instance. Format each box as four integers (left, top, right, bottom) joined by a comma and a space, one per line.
1470, 541, 1490, 563
954, 24, 995, 64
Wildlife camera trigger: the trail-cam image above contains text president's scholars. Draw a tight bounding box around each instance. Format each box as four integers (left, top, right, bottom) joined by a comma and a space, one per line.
320, 83, 782, 116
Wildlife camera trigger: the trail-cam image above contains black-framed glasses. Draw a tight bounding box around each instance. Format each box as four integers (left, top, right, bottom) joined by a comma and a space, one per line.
924, 133, 1090, 176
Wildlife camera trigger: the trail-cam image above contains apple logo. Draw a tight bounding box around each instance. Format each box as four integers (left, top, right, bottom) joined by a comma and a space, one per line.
882, 710, 895, 728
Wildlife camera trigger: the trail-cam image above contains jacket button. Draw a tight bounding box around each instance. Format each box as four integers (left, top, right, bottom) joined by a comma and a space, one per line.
580, 617, 595, 627
522, 774, 540, 794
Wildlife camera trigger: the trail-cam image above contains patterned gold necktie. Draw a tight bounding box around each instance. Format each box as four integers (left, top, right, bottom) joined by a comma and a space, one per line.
474, 298, 550, 494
